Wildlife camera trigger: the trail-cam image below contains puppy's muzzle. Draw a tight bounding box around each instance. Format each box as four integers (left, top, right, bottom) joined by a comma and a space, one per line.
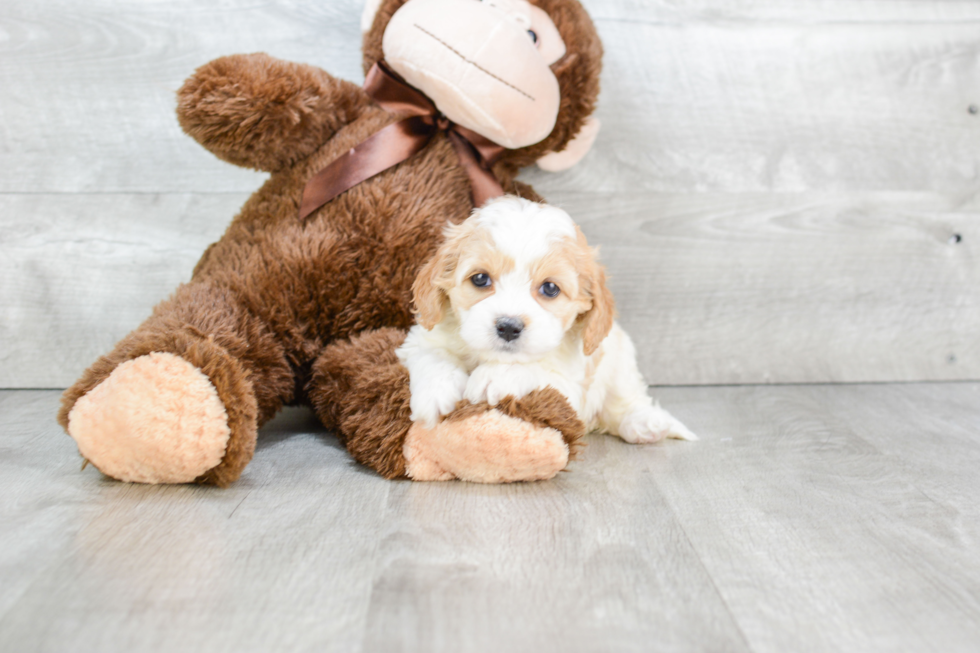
495, 316, 524, 342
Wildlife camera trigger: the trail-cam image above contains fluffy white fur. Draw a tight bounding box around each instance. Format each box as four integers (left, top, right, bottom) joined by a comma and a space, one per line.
397, 196, 696, 444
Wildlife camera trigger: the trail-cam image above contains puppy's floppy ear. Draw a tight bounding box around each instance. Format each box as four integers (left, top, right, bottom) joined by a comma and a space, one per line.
412, 224, 463, 329
580, 250, 616, 356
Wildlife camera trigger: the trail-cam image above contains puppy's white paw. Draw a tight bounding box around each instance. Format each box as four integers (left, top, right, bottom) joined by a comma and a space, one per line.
410, 366, 469, 428
464, 364, 545, 407
618, 405, 698, 444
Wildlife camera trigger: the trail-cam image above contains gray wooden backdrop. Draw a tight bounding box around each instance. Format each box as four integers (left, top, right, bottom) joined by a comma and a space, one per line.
2, 0, 978, 388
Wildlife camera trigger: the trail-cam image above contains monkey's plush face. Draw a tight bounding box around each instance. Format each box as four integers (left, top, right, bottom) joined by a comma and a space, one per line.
382, 0, 567, 149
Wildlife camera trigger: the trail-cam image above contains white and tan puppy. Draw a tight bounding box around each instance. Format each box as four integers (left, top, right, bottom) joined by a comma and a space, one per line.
397, 196, 696, 444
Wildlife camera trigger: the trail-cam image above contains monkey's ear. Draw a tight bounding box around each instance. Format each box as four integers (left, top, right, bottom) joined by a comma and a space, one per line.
361, 0, 383, 32
536, 116, 601, 172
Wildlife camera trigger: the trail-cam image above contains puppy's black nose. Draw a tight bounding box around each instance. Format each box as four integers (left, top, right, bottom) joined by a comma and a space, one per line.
495, 317, 524, 342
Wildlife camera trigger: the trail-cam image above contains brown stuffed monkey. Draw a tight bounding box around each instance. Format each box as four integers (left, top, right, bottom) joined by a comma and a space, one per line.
58, 0, 603, 486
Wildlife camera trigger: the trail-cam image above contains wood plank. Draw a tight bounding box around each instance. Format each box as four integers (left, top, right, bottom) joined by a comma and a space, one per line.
362, 443, 750, 653
802, 383, 980, 520
0, 0, 363, 194
589, 0, 980, 22
571, 191, 980, 385
2, 2, 978, 194
0, 390, 745, 653
0, 391, 92, 619
645, 382, 980, 653
0, 394, 390, 652
524, 20, 980, 197
4, 384, 980, 651
3, 190, 978, 388
0, 193, 246, 388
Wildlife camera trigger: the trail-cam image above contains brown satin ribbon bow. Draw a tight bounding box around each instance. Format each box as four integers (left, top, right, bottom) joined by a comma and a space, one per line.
298, 61, 506, 220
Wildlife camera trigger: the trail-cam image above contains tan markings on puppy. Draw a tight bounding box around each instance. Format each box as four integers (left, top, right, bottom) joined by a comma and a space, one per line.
529, 235, 592, 329
449, 236, 515, 312
577, 230, 616, 355
412, 247, 453, 329
412, 220, 516, 327
412, 221, 470, 328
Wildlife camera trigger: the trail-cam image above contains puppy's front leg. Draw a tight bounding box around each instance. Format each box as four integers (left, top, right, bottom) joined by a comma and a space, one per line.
397, 328, 469, 428
465, 363, 582, 413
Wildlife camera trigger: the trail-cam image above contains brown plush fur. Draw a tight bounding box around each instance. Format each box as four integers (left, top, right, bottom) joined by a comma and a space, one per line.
310, 329, 586, 479
177, 55, 371, 173
308, 328, 412, 479
57, 283, 291, 486
60, 0, 602, 484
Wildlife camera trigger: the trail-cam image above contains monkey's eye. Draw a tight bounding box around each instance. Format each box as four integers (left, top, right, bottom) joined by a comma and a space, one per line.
528, 29, 538, 44
471, 273, 492, 288
539, 281, 560, 298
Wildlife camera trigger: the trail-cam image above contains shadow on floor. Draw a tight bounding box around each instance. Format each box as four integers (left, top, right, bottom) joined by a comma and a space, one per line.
256, 406, 344, 453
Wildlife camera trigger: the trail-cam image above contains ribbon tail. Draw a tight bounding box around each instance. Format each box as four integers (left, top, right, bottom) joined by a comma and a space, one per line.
446, 130, 505, 208
363, 61, 436, 116
299, 116, 435, 220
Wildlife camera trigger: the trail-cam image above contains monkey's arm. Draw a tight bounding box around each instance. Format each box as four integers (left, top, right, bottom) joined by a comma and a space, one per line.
177, 53, 371, 172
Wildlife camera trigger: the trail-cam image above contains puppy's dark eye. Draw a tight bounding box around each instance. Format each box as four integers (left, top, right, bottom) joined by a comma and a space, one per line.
539, 281, 560, 298
471, 273, 492, 288
528, 29, 538, 44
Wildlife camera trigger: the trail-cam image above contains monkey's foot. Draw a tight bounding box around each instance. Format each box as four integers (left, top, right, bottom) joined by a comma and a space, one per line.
67, 352, 231, 484
403, 388, 585, 483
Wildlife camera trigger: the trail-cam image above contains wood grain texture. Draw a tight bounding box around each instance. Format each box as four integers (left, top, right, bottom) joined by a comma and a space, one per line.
827, 383, 980, 518
3, 384, 980, 651
0, 397, 389, 652
588, 0, 980, 22
0, 193, 247, 388
571, 191, 980, 385
2, 0, 980, 387
4, 191, 977, 387
362, 446, 749, 653
648, 382, 980, 653
1, 1, 978, 193
524, 20, 980, 196
0, 0, 363, 193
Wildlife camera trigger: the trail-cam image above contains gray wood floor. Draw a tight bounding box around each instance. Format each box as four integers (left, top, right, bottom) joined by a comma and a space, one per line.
2, 384, 979, 652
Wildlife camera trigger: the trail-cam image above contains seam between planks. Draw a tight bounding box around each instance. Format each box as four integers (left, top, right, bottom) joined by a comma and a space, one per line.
649, 473, 757, 653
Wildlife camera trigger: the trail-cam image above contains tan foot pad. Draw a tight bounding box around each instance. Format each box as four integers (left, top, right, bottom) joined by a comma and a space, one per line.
68, 352, 231, 484
404, 410, 570, 483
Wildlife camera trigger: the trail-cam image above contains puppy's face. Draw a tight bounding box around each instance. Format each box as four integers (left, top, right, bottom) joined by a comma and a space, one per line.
413, 197, 615, 362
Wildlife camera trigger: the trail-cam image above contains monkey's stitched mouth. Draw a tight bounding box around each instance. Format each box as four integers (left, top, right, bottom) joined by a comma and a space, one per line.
412, 23, 536, 101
